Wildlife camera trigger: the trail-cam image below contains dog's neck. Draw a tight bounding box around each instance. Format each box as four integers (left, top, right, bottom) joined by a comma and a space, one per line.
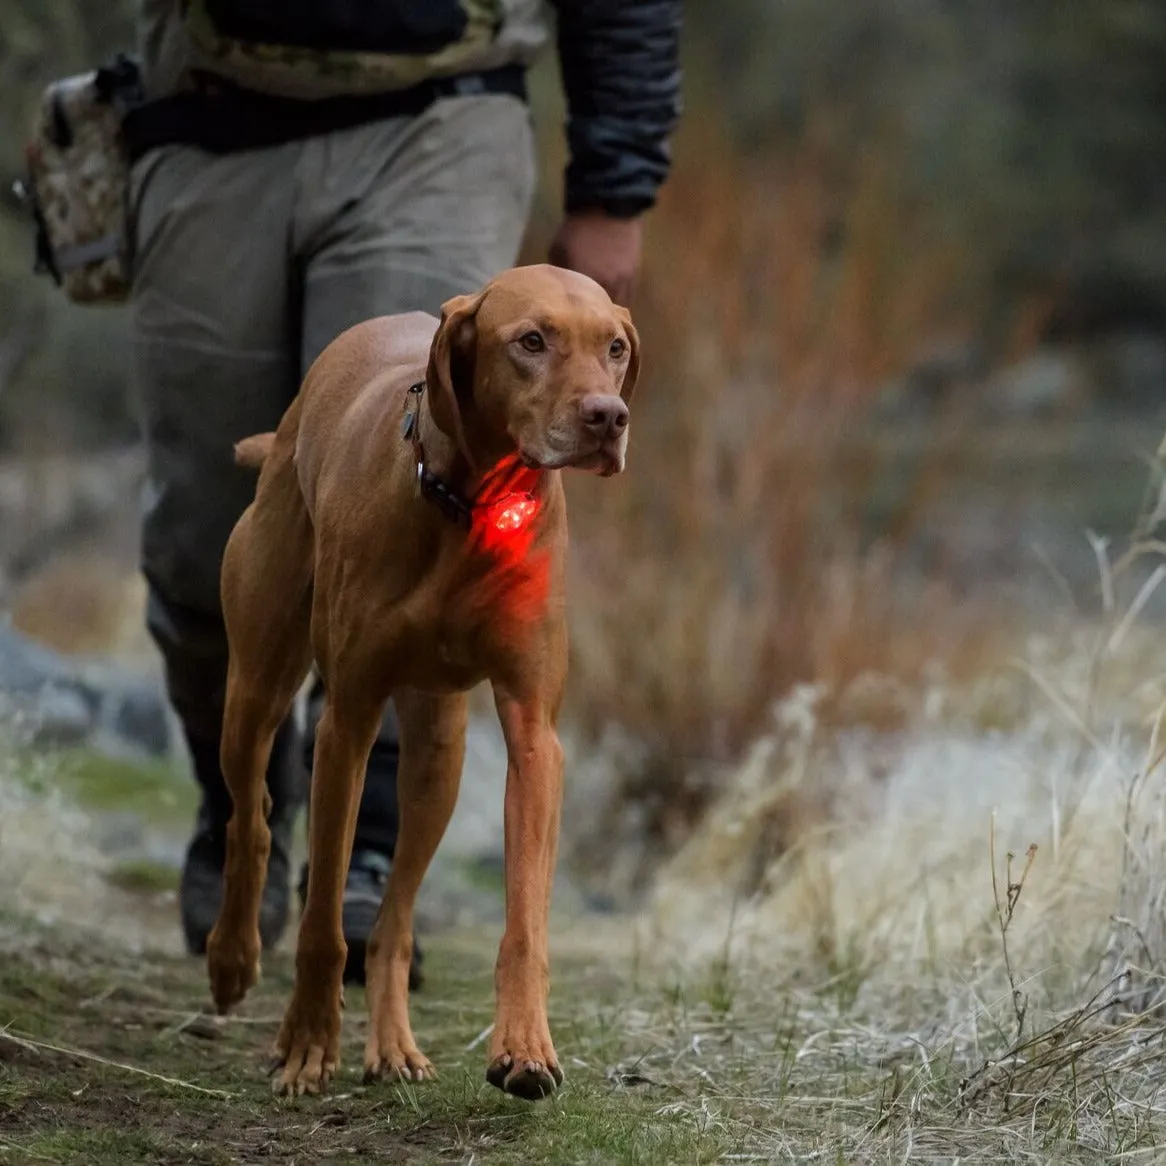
404, 381, 545, 531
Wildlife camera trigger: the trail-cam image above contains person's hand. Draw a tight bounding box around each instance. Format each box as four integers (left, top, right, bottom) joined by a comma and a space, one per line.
548, 211, 643, 306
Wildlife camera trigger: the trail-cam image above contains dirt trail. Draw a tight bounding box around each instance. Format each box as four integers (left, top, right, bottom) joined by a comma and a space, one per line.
0, 728, 616, 1165
0, 745, 685, 1166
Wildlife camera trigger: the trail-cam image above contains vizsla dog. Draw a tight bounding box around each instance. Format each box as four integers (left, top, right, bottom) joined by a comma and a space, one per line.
205, 264, 639, 1102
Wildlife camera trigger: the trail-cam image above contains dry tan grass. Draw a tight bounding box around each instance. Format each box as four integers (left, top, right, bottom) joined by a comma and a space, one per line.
9, 551, 154, 661
623, 494, 1166, 1158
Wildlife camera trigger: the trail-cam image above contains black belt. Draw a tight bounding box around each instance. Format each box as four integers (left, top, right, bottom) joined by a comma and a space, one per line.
122, 64, 527, 164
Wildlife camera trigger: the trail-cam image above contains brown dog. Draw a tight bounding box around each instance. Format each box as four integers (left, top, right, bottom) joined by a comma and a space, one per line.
204, 264, 639, 1101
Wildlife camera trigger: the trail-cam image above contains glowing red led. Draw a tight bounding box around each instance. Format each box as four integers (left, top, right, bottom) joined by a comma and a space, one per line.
470, 458, 542, 558
492, 494, 539, 533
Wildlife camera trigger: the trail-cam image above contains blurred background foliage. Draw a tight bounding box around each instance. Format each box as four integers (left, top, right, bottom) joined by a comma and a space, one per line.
1, 0, 1164, 448
2, 1, 1165, 878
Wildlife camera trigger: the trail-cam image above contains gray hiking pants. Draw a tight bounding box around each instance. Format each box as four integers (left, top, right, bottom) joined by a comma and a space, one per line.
129, 93, 536, 849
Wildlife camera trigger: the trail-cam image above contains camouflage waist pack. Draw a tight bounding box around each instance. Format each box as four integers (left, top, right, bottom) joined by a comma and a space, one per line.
183, 0, 505, 100
18, 55, 144, 305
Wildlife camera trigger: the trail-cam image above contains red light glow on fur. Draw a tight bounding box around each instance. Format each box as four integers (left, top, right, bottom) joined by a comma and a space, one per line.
471, 459, 543, 562
473, 490, 542, 561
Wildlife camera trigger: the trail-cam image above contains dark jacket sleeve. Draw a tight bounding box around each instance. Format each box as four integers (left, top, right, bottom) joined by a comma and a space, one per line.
550, 0, 683, 217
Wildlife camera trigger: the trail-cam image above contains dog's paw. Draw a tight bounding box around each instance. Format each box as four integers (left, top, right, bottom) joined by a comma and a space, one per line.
270, 995, 342, 1097
272, 1043, 337, 1097
362, 1035, 436, 1084
487, 1022, 562, 1101
486, 1052, 563, 1100
206, 925, 261, 1015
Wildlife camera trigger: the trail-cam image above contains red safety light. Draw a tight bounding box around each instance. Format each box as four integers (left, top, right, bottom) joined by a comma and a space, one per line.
492, 494, 539, 534
472, 489, 542, 558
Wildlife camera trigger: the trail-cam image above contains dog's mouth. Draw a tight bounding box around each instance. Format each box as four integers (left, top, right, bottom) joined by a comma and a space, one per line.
519, 439, 625, 476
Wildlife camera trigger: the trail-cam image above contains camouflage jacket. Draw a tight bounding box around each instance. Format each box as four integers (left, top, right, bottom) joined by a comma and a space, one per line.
139, 0, 682, 215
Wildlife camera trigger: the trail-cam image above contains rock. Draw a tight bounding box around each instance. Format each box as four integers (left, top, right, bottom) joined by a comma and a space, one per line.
983, 347, 1089, 418
3, 684, 94, 745
0, 618, 79, 692
0, 619, 176, 760
874, 339, 987, 421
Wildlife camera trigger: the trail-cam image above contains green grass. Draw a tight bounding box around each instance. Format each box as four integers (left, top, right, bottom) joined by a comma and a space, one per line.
105, 858, 182, 894
13, 746, 196, 835
0, 921, 760, 1165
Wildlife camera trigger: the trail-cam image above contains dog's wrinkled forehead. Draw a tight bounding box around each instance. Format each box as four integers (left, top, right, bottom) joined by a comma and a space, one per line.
476, 265, 624, 342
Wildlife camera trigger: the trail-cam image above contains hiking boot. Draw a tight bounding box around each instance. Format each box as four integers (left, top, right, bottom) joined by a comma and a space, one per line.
179, 800, 293, 955
298, 850, 424, 989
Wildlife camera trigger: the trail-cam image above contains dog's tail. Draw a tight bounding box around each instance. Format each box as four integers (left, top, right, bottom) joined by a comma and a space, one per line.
233, 432, 276, 470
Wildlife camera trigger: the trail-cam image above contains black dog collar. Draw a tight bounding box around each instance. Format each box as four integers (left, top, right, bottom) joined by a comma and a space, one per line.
402, 381, 476, 529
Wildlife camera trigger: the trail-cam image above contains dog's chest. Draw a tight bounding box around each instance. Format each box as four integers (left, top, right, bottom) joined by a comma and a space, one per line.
429, 627, 481, 684
407, 559, 549, 687
400, 617, 508, 693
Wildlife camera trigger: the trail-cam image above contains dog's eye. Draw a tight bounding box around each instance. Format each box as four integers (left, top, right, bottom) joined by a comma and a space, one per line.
609, 338, 627, 359
519, 331, 546, 353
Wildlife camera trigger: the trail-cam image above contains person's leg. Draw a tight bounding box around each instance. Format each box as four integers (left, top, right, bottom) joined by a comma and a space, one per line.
130, 141, 306, 953
294, 91, 537, 983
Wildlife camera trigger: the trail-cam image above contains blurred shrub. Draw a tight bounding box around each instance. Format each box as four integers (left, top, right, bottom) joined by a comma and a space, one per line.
551, 112, 1005, 769
686, 0, 1166, 341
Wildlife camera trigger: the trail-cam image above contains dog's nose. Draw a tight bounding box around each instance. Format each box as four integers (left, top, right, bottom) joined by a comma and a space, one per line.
579, 394, 629, 437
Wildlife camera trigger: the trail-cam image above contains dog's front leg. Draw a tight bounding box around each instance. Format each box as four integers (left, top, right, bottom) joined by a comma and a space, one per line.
364, 689, 467, 1083
272, 696, 381, 1096
486, 683, 565, 1100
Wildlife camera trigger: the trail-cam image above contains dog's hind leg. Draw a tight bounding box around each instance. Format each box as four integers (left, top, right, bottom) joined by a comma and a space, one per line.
363, 689, 467, 1083
273, 678, 384, 1096
207, 442, 314, 1016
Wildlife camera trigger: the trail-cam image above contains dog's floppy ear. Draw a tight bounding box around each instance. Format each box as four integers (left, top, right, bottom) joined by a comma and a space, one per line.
426, 290, 485, 473
615, 306, 641, 405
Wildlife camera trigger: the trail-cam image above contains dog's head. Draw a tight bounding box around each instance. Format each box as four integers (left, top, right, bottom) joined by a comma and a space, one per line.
426, 264, 640, 478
